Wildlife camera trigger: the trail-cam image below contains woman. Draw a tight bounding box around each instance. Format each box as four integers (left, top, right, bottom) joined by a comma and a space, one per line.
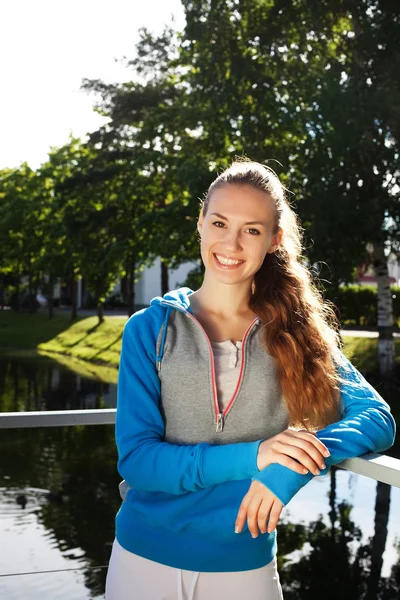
106, 160, 395, 600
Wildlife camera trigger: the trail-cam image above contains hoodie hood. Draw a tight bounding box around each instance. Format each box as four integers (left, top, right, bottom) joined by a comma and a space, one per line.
150, 287, 194, 313
150, 288, 195, 370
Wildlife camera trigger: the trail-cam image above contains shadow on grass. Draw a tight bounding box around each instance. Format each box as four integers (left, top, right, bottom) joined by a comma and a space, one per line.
88, 323, 101, 335
92, 332, 123, 359
65, 323, 101, 349
0, 310, 84, 350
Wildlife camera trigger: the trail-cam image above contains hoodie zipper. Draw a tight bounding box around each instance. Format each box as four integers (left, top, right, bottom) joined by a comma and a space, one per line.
160, 300, 258, 433
214, 318, 258, 432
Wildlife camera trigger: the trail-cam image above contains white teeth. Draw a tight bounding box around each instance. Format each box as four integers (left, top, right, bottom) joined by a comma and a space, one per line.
215, 254, 243, 266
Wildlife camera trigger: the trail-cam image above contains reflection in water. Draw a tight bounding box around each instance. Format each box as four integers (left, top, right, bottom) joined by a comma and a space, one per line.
0, 356, 117, 412
280, 473, 400, 600
0, 426, 120, 599
0, 357, 399, 599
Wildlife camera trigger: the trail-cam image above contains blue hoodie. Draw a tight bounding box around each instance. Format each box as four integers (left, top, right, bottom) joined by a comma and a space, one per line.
115, 288, 396, 572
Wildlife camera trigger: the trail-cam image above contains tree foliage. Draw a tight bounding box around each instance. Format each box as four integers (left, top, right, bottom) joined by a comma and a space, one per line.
1, 0, 399, 352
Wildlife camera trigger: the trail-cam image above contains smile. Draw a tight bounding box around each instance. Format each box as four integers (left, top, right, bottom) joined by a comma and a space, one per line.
214, 253, 245, 267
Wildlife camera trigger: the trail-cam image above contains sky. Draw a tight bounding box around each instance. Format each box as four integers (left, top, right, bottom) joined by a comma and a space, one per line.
0, 0, 185, 170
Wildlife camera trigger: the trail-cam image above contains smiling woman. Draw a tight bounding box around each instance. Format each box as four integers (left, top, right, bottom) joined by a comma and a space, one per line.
105, 160, 395, 600
197, 185, 281, 283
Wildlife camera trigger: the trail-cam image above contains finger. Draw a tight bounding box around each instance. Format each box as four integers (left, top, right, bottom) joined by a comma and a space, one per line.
267, 500, 283, 533
235, 494, 251, 534
257, 498, 273, 534
246, 496, 263, 538
273, 441, 324, 475
286, 430, 330, 458
275, 439, 328, 474
273, 454, 313, 475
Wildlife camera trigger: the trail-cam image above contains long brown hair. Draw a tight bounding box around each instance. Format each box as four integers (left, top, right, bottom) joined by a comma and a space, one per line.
202, 160, 341, 429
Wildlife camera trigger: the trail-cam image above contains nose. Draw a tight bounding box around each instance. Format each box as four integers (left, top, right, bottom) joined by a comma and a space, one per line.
223, 229, 242, 253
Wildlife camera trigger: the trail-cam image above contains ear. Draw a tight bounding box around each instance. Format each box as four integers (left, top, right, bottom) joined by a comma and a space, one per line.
197, 209, 204, 235
267, 227, 283, 254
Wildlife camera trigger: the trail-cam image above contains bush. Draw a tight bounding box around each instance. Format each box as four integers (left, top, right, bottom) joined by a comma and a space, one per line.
327, 285, 400, 328
104, 292, 126, 309
177, 270, 400, 328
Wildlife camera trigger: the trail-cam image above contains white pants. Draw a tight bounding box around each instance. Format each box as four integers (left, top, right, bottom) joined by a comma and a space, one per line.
105, 539, 284, 600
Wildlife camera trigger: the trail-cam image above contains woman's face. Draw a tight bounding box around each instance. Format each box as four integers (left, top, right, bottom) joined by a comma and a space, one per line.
198, 184, 282, 287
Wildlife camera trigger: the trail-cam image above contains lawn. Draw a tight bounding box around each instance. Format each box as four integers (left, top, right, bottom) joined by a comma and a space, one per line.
0, 310, 77, 349
342, 336, 400, 373
1, 309, 399, 375
38, 315, 127, 367
0, 309, 127, 369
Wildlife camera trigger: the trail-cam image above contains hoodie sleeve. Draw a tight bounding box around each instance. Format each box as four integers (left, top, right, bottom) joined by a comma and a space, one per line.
252, 353, 396, 506
116, 308, 261, 495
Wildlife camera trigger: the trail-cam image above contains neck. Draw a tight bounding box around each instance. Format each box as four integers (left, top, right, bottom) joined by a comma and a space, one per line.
191, 272, 253, 317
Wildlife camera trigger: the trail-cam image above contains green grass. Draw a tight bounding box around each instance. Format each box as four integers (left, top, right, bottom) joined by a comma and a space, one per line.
0, 310, 77, 349
0, 310, 127, 374
38, 315, 127, 367
2, 310, 400, 377
342, 336, 400, 373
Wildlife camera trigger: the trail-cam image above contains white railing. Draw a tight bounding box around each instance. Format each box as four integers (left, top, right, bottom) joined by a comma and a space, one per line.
1, 409, 399, 489
0, 408, 116, 428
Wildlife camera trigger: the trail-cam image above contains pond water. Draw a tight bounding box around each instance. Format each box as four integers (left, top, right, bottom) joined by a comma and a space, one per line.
0, 355, 399, 600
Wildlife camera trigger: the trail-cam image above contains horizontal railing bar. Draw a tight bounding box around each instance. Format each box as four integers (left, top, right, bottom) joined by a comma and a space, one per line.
340, 453, 400, 488
0, 409, 116, 428
0, 565, 108, 578
1, 410, 399, 488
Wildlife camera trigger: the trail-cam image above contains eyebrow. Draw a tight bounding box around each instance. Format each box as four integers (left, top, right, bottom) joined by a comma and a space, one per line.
210, 212, 268, 227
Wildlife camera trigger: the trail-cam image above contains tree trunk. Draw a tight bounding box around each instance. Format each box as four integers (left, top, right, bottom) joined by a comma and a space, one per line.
97, 301, 104, 325
120, 275, 127, 304
71, 277, 78, 321
127, 266, 135, 317
12, 362, 19, 410
161, 260, 169, 296
47, 274, 54, 319
14, 272, 20, 312
28, 272, 35, 313
366, 482, 391, 600
0, 275, 4, 309
371, 242, 395, 377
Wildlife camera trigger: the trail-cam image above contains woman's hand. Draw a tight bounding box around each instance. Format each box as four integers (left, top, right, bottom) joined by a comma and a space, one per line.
235, 481, 283, 537
257, 429, 330, 476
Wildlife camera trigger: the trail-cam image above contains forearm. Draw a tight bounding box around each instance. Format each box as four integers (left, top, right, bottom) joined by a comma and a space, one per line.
117, 433, 261, 495
252, 356, 395, 505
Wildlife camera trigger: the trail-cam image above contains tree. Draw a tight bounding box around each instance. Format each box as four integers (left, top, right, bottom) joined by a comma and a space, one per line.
82, 26, 212, 297
0, 165, 48, 311
290, 0, 400, 378
53, 139, 126, 323
40, 137, 90, 320
180, 0, 400, 379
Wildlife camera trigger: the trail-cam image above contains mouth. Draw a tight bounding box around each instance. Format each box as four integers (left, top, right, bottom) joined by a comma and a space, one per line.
213, 253, 245, 269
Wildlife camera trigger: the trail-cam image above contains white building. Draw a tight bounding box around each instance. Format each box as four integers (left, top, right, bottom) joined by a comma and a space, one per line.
356, 252, 400, 286
54, 258, 199, 308
114, 257, 199, 306
55, 252, 400, 309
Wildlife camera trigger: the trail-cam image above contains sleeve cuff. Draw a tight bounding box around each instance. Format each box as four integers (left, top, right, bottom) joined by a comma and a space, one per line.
201, 440, 262, 487
252, 462, 330, 505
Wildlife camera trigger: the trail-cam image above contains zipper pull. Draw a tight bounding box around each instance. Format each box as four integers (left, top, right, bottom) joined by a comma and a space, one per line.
216, 413, 224, 433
